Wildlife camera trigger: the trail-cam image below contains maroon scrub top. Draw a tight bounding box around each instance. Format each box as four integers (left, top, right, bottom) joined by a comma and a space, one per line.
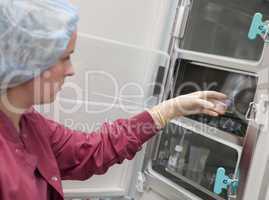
0, 108, 158, 200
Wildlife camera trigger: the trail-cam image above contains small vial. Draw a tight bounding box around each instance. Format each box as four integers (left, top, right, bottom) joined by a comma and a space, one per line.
167, 145, 183, 171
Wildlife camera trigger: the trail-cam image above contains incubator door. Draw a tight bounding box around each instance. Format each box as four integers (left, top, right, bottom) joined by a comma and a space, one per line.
152, 123, 239, 200
179, 0, 269, 60
172, 61, 258, 138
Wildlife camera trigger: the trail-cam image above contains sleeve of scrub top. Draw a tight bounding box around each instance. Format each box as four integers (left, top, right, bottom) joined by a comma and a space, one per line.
44, 111, 159, 180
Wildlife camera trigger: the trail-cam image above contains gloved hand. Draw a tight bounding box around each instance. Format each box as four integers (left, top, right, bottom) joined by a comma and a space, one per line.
148, 91, 228, 128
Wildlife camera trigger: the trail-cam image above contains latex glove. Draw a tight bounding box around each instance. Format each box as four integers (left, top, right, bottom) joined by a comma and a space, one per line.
148, 91, 228, 128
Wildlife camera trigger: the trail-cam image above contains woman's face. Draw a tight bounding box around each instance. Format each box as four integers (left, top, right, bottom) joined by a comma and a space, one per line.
30, 32, 77, 104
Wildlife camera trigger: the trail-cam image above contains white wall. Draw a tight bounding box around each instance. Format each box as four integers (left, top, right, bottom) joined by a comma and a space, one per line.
70, 0, 175, 50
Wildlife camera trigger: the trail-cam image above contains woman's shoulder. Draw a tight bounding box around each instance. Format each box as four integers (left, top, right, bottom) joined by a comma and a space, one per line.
24, 106, 54, 120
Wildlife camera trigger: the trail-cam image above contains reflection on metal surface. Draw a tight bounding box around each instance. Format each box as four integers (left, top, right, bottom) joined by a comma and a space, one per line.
257, 158, 269, 200
145, 166, 202, 200
165, 168, 223, 200
171, 118, 243, 150
174, 49, 261, 73
237, 122, 260, 199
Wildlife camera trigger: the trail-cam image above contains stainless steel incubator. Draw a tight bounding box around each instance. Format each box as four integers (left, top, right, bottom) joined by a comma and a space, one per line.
140, 0, 269, 199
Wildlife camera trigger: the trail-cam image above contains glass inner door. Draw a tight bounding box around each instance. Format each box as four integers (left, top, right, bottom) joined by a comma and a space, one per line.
180, 0, 269, 60
172, 60, 258, 137
152, 123, 238, 200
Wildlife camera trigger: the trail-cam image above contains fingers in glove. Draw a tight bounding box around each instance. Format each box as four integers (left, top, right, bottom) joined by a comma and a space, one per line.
208, 99, 227, 114
196, 99, 215, 109
196, 91, 228, 100
201, 109, 219, 117
197, 99, 227, 115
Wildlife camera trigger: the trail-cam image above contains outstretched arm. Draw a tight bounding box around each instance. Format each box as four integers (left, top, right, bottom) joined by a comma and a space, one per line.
43, 111, 158, 180
41, 91, 227, 180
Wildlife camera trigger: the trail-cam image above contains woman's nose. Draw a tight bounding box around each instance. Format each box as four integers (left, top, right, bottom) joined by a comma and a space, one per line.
65, 64, 75, 76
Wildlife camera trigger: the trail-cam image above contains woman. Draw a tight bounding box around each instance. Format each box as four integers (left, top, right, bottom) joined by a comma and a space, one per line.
0, 0, 228, 199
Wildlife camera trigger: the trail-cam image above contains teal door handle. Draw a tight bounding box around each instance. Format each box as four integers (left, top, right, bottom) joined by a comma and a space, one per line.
214, 168, 239, 195
248, 12, 269, 40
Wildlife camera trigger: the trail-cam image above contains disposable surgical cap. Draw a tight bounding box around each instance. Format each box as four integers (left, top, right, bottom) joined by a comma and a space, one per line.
0, 0, 79, 92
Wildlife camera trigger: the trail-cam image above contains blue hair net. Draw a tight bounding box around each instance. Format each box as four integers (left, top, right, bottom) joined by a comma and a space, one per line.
0, 0, 79, 92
